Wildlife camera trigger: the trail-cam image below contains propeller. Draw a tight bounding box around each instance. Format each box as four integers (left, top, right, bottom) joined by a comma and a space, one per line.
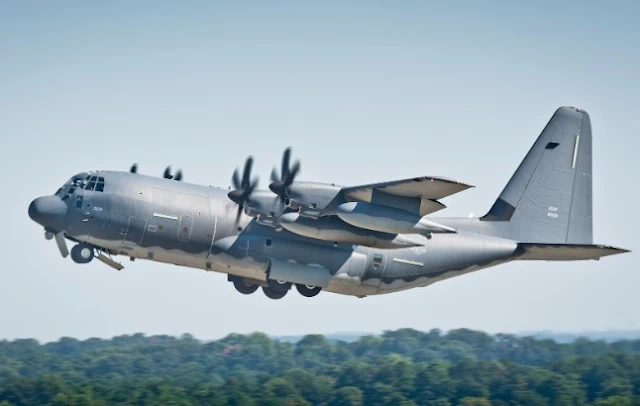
269, 147, 300, 204
228, 156, 259, 226
163, 166, 183, 181
130, 163, 138, 174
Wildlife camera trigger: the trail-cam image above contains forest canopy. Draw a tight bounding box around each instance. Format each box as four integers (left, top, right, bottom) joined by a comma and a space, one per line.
1, 328, 639, 405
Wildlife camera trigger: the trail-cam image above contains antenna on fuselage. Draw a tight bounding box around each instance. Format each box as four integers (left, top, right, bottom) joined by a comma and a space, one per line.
130, 163, 138, 173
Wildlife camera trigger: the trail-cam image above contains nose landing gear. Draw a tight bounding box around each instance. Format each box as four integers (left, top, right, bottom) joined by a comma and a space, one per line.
71, 243, 94, 264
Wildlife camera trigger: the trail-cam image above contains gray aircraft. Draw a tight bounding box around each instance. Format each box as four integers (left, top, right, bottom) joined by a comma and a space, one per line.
28, 106, 629, 299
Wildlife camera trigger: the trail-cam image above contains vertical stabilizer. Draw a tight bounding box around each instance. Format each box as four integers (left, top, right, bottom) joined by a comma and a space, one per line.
481, 106, 592, 244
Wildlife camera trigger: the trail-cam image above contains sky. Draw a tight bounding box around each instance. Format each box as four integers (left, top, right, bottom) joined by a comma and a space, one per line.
0, 1, 638, 342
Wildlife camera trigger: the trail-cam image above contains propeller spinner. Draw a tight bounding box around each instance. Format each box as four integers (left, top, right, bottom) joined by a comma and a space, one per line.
269, 147, 300, 205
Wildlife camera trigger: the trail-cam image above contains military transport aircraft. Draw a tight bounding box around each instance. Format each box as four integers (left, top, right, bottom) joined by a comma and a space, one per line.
28, 107, 628, 299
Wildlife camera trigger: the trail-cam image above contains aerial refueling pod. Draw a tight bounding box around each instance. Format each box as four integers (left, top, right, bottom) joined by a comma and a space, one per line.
336, 202, 456, 236
279, 213, 423, 249
268, 259, 331, 288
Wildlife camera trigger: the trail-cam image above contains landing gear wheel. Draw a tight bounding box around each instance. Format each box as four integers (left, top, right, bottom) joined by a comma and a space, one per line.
71, 243, 94, 264
262, 286, 287, 300
267, 278, 291, 293
295, 284, 322, 297
233, 279, 259, 295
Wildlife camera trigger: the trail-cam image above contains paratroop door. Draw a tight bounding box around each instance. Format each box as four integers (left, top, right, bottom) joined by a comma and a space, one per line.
124, 217, 146, 246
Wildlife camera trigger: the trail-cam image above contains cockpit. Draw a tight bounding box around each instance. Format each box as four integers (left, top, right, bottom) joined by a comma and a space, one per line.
55, 172, 108, 200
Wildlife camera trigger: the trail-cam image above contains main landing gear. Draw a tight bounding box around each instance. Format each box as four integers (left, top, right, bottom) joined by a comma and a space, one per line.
232, 278, 259, 295
295, 284, 322, 298
229, 276, 322, 299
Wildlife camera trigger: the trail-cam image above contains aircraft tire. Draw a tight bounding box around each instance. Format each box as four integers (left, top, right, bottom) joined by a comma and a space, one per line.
295, 284, 322, 297
71, 243, 94, 264
267, 278, 291, 293
262, 286, 287, 300
233, 279, 259, 295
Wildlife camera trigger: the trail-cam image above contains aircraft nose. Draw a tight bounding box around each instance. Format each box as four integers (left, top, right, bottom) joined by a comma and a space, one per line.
28, 195, 68, 228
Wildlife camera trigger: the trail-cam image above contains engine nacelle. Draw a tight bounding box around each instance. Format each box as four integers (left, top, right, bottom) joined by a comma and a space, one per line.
287, 181, 343, 215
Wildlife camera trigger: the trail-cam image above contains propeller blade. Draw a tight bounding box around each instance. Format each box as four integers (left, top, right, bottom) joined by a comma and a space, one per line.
282, 147, 291, 180
288, 160, 300, 183
241, 156, 254, 188
234, 205, 243, 227
130, 163, 138, 174
232, 168, 241, 190
248, 177, 259, 194
54, 232, 69, 258
163, 166, 173, 179
270, 167, 279, 183
174, 170, 183, 181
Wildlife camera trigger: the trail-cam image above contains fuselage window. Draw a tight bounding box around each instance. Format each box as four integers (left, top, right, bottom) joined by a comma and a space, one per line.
75, 195, 84, 209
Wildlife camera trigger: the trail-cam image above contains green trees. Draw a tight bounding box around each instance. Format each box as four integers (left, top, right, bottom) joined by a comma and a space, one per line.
0, 330, 639, 405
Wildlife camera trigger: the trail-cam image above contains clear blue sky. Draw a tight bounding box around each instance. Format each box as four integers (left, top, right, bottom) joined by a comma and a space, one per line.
1, 1, 638, 342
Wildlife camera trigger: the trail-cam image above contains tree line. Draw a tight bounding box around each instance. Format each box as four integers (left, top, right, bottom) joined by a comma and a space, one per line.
1, 328, 639, 405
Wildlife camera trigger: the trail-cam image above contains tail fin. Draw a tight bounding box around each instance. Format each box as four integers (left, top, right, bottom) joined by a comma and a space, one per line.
481, 106, 592, 244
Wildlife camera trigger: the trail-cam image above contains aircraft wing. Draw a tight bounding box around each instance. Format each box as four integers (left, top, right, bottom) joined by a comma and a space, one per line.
342, 176, 473, 216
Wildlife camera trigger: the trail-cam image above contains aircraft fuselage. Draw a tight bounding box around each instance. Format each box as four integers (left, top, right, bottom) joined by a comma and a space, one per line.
31, 171, 518, 297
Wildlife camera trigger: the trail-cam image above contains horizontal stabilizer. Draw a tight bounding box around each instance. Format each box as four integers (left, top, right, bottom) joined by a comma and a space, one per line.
516, 243, 629, 261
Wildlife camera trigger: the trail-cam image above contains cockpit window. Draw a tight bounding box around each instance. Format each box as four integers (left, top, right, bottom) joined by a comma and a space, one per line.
95, 177, 105, 192
79, 175, 106, 192
58, 173, 106, 196
85, 176, 97, 191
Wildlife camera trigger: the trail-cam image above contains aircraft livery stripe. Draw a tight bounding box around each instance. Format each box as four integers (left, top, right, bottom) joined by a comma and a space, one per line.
392, 258, 424, 267
152, 213, 179, 221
